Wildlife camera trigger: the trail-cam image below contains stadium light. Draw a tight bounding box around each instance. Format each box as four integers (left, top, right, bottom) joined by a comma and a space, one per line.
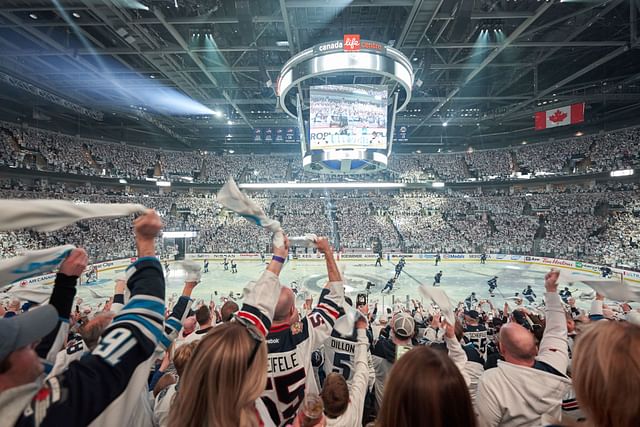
156, 181, 171, 187
432, 182, 445, 188
610, 169, 634, 177
238, 182, 407, 190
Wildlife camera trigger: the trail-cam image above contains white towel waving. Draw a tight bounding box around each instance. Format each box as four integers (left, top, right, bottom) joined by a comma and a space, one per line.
418, 285, 456, 326
0, 199, 147, 232
1, 245, 75, 286
217, 178, 284, 247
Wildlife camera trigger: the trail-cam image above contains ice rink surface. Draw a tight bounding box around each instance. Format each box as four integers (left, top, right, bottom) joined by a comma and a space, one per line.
77, 258, 606, 312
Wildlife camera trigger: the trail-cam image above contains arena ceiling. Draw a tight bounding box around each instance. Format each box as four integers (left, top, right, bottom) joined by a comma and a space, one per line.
0, 0, 639, 152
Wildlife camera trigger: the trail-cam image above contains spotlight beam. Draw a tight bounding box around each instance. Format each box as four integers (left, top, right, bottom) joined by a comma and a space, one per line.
410, 1, 555, 136
153, 7, 253, 129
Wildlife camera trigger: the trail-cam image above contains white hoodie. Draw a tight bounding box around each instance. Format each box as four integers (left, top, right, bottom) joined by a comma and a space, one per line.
476, 292, 571, 427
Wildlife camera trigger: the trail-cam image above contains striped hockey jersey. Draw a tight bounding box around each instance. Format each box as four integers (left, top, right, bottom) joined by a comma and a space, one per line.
260, 282, 343, 427
13, 257, 169, 427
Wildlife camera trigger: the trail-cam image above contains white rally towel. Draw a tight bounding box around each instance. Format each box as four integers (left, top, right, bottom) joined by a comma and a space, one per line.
1, 245, 75, 287
0, 199, 147, 232
558, 269, 640, 302
217, 178, 284, 247
578, 278, 640, 302
418, 285, 456, 326
7, 285, 53, 304
289, 234, 318, 248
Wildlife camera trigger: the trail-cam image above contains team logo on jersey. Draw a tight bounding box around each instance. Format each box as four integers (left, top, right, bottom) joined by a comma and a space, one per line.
290, 321, 303, 335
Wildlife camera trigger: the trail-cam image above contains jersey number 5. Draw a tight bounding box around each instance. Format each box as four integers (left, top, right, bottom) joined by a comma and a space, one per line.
262, 368, 306, 425
332, 353, 351, 379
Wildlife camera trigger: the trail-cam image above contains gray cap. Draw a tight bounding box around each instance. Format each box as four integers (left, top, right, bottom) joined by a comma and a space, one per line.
392, 312, 415, 339
0, 305, 57, 361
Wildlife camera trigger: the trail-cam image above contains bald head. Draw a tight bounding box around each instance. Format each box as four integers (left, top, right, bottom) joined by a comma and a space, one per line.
499, 322, 537, 365
274, 287, 295, 323
182, 317, 197, 335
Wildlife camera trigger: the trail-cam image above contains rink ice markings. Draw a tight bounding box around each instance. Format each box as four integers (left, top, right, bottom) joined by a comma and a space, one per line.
67, 258, 639, 311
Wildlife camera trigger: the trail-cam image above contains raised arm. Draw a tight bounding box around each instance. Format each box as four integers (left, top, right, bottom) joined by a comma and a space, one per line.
316, 237, 341, 283
20, 210, 166, 427
237, 233, 288, 336
536, 269, 569, 374
303, 237, 344, 349
36, 248, 88, 364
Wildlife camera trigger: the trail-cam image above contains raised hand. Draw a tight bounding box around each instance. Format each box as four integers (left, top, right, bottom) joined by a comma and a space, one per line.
544, 269, 560, 293
314, 236, 332, 254
59, 248, 89, 279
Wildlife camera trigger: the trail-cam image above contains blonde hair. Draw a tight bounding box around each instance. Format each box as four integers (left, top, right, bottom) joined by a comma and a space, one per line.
168, 322, 267, 427
573, 321, 640, 427
173, 341, 197, 377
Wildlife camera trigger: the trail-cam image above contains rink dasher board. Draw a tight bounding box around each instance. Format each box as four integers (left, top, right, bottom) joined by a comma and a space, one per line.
12, 253, 640, 286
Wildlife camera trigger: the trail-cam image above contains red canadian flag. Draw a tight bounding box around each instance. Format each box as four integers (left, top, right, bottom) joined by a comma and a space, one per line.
535, 102, 584, 130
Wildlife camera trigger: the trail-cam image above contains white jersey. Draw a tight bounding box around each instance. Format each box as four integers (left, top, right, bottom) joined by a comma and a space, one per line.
322, 329, 374, 389
260, 282, 343, 427
325, 329, 369, 427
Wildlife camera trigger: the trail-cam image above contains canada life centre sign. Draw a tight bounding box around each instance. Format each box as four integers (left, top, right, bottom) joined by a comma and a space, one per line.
313, 34, 386, 54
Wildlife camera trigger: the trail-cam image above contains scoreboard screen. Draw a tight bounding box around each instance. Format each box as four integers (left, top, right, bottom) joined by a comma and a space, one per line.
309, 84, 388, 150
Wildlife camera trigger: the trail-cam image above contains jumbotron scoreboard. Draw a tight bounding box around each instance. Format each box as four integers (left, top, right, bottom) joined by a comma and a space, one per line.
277, 35, 413, 175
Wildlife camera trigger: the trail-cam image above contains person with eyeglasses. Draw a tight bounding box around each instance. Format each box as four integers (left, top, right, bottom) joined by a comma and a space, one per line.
168, 232, 290, 427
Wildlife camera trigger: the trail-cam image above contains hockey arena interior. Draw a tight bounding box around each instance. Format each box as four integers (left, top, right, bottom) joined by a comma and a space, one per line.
1, 1, 640, 426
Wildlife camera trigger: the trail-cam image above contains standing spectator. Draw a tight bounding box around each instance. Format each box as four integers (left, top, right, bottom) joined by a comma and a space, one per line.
375, 326, 476, 427
0, 211, 168, 427
476, 269, 571, 427
260, 237, 343, 426
572, 321, 640, 427
182, 306, 214, 345
320, 307, 370, 426
3, 299, 21, 318
168, 234, 289, 427
371, 312, 415, 409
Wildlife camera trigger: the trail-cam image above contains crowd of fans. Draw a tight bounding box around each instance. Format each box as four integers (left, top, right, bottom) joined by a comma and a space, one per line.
2, 121, 639, 184
0, 180, 638, 269
1, 207, 638, 427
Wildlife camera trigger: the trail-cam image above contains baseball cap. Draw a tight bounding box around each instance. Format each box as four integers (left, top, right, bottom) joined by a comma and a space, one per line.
392, 312, 415, 339
0, 305, 57, 361
464, 310, 479, 320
